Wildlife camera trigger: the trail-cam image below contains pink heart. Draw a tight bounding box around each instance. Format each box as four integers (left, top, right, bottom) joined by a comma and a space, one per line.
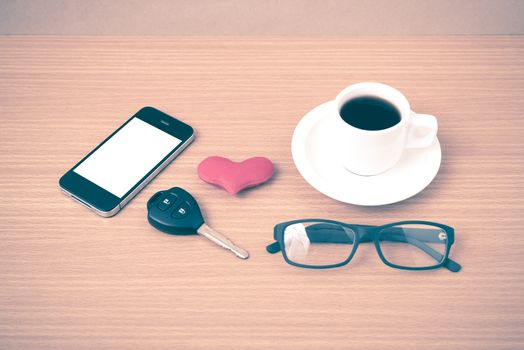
197, 156, 274, 195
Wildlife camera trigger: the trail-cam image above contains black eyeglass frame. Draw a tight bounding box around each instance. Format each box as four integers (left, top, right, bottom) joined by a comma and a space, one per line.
266, 219, 461, 272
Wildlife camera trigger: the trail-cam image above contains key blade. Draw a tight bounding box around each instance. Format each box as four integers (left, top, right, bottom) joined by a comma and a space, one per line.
197, 224, 249, 259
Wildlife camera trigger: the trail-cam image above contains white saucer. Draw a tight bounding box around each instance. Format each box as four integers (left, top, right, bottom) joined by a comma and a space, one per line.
291, 101, 441, 206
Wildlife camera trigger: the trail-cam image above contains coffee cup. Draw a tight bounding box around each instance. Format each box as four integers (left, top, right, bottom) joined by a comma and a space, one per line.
334, 82, 438, 176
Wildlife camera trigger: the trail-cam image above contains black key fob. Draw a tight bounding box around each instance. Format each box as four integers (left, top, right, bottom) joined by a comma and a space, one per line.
147, 187, 204, 235
147, 186, 249, 259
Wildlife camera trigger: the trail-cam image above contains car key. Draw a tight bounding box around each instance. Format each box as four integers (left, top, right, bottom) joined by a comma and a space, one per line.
147, 187, 249, 259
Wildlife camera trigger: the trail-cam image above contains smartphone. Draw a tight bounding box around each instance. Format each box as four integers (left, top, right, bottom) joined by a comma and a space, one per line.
59, 106, 194, 217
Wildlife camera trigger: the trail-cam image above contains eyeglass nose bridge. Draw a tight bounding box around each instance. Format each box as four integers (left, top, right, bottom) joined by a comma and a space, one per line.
350, 224, 378, 243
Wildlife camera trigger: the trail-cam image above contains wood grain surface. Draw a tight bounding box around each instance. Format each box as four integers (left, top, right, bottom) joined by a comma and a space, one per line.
0, 37, 523, 350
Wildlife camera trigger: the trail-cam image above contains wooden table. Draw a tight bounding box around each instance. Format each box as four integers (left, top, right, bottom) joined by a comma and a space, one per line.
1, 37, 523, 350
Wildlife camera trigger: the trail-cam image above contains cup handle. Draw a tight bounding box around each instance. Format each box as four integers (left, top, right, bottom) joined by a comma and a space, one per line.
405, 111, 438, 149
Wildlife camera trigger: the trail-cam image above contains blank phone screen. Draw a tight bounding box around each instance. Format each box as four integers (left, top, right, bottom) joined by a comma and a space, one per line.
74, 118, 182, 198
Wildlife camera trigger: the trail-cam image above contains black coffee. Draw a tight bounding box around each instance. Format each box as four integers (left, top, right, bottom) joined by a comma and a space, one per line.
339, 96, 401, 131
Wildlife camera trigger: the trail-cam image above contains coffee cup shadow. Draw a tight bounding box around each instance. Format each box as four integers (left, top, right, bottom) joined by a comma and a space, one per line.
349, 141, 449, 213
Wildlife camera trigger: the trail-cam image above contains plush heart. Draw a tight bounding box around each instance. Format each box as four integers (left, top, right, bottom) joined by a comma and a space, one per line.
197, 156, 274, 195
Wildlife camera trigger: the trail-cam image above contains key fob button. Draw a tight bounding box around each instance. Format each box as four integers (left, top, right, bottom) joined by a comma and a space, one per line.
172, 201, 191, 218
157, 194, 177, 211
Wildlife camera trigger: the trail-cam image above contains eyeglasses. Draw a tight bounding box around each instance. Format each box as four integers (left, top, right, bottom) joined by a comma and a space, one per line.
266, 220, 461, 272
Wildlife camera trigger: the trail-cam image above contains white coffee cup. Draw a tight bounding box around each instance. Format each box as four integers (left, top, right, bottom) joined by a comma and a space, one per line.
334, 82, 438, 176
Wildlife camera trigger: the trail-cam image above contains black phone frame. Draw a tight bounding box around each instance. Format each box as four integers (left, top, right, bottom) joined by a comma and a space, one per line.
59, 106, 194, 216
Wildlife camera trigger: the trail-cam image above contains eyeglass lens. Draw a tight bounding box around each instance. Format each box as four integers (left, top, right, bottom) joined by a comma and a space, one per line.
283, 222, 355, 267
378, 224, 448, 268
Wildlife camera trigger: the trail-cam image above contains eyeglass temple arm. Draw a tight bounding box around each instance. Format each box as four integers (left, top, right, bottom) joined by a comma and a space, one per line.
266, 224, 354, 253
266, 241, 281, 254
360, 226, 446, 243
301, 224, 444, 244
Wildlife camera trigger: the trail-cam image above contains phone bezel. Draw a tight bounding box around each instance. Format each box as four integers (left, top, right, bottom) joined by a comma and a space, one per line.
59, 106, 194, 217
